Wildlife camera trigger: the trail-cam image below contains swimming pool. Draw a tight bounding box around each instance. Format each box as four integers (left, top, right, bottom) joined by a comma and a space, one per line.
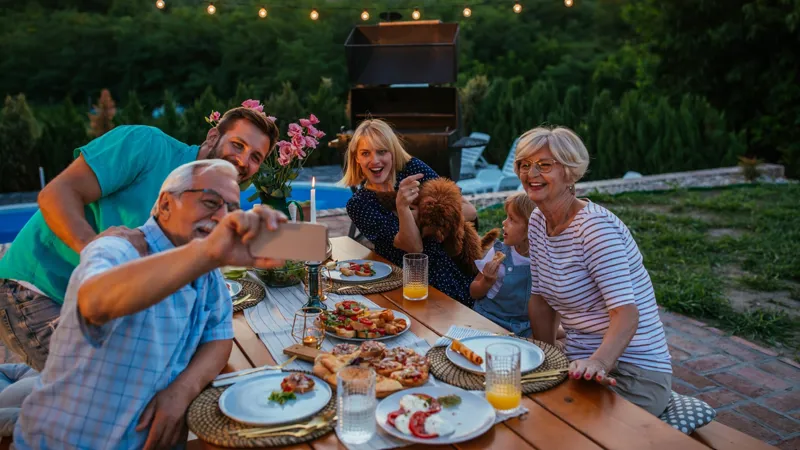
0, 182, 353, 244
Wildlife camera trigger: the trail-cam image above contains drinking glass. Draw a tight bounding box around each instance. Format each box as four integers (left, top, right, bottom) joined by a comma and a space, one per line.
485, 343, 522, 413
403, 253, 429, 301
336, 366, 376, 444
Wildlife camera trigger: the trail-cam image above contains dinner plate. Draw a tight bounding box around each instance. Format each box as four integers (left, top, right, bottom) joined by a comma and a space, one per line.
445, 335, 545, 375
375, 385, 496, 444
225, 280, 242, 298
323, 260, 393, 283
218, 372, 332, 426
327, 309, 412, 342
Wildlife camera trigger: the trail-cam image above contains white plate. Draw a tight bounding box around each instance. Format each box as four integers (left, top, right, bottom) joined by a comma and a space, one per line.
328, 310, 412, 342
218, 372, 332, 426
323, 260, 393, 283
445, 336, 545, 375
225, 280, 242, 298
375, 385, 496, 444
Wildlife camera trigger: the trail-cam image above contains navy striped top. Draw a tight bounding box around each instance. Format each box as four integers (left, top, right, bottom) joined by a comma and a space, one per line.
528, 201, 672, 373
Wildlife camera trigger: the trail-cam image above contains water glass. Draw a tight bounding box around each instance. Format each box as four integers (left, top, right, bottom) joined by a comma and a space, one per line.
403, 253, 429, 301
336, 366, 377, 444
485, 343, 522, 413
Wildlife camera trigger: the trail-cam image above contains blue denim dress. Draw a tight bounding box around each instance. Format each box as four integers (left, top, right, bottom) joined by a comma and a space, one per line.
474, 241, 532, 337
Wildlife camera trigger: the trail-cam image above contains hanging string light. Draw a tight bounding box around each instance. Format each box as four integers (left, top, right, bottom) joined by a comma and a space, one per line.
155, 0, 165, 9
361, 9, 370, 21
412, 8, 421, 20
564, 0, 573, 6
513, 2, 522, 13
258, 7, 268, 18
207, 3, 216, 14
463, 6, 472, 17
310, 8, 320, 20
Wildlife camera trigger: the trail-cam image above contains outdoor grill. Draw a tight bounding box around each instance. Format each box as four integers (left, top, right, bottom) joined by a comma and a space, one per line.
338, 21, 463, 181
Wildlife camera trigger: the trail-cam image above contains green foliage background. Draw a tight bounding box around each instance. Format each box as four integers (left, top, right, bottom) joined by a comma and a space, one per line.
1, 0, 798, 192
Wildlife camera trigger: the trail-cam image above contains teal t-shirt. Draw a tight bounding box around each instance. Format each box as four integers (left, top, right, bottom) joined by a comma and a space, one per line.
0, 126, 198, 303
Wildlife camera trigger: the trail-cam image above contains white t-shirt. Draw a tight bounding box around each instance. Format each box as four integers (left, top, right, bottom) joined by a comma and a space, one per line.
475, 246, 529, 299
528, 202, 672, 373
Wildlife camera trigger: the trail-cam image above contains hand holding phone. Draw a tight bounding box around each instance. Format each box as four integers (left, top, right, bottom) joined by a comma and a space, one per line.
248, 222, 329, 263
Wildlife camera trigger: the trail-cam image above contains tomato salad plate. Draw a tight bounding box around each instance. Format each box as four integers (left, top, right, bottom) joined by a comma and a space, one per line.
375, 386, 496, 444
323, 259, 393, 283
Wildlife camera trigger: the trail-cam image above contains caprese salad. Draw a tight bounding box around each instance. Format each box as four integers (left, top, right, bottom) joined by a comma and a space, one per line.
386, 393, 458, 439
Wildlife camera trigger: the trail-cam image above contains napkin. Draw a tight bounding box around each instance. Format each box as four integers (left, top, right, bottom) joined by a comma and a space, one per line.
434, 325, 496, 347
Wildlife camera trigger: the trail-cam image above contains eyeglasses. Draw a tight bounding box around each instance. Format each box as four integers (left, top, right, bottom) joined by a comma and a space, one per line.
517, 158, 560, 174
181, 189, 240, 213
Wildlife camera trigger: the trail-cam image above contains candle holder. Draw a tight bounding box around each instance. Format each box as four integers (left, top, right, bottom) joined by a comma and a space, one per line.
303, 261, 328, 310
291, 306, 325, 349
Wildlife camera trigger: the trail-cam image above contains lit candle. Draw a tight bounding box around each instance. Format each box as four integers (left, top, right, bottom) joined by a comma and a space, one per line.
310, 177, 317, 223
303, 335, 318, 347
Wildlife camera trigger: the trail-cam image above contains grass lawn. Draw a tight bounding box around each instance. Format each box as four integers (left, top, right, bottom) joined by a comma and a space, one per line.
477, 183, 800, 356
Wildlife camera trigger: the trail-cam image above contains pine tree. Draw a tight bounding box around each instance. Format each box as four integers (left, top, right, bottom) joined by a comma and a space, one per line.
118, 91, 146, 126
0, 94, 41, 192
158, 90, 185, 140
37, 97, 87, 181
183, 86, 221, 145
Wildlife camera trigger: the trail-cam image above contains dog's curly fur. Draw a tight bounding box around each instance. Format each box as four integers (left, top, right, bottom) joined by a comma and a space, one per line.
376, 178, 499, 275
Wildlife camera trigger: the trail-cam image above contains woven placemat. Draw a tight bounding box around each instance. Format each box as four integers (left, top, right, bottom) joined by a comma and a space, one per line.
428, 338, 569, 394
187, 370, 336, 448
327, 264, 403, 295
232, 279, 266, 313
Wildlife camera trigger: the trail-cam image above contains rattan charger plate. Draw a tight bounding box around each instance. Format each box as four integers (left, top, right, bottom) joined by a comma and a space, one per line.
327, 264, 403, 295
187, 370, 336, 448
428, 337, 569, 394
232, 279, 266, 313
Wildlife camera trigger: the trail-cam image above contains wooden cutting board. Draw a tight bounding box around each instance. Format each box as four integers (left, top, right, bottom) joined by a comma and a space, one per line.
284, 344, 322, 363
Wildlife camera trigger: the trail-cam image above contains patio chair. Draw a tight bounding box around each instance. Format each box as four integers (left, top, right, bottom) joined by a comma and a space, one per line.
459, 132, 497, 180
457, 138, 521, 194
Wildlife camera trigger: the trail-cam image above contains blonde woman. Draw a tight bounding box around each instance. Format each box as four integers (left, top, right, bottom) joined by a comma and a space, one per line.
519, 126, 672, 416
341, 119, 477, 306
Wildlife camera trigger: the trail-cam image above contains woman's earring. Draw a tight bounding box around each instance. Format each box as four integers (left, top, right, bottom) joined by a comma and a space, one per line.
569, 184, 575, 194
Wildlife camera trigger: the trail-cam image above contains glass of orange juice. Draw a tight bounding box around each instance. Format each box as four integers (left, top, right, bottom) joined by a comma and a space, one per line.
403, 253, 428, 301
485, 343, 522, 413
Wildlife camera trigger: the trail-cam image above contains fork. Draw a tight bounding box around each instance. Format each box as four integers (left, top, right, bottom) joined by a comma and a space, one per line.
213, 356, 297, 383
232, 411, 336, 437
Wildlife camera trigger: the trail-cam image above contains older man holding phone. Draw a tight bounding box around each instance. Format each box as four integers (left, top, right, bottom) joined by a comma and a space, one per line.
14, 160, 289, 450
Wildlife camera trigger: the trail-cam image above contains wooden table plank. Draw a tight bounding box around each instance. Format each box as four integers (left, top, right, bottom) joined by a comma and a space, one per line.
690, 421, 777, 450
505, 397, 603, 450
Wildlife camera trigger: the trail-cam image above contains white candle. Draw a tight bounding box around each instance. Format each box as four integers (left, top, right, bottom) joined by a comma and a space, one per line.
310, 177, 317, 224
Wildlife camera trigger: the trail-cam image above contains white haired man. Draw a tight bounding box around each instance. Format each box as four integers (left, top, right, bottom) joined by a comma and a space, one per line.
0, 105, 278, 371
14, 160, 286, 449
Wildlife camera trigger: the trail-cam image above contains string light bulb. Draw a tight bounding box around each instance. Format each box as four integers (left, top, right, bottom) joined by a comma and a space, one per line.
361, 9, 370, 21
258, 7, 267, 18
310, 8, 319, 20
155, 0, 165, 9
207, 3, 216, 14
463, 6, 472, 17
513, 2, 522, 13
412, 8, 421, 20
564, 0, 573, 6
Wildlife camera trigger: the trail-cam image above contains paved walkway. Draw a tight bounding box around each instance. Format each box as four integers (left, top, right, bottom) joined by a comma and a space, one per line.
1, 216, 798, 448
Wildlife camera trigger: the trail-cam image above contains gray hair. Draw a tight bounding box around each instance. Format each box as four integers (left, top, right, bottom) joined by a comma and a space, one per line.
514, 126, 590, 184
151, 160, 238, 216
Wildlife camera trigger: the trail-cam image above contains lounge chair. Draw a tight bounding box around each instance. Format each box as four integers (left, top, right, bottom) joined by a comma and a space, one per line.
459, 132, 495, 179
457, 138, 521, 194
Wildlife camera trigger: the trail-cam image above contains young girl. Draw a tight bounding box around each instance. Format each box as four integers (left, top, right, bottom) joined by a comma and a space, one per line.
470, 193, 536, 337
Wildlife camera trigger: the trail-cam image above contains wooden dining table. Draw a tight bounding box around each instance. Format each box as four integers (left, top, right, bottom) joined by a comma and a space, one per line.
188, 236, 776, 450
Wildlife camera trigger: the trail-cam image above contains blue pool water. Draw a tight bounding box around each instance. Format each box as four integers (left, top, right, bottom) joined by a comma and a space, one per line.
0, 182, 352, 244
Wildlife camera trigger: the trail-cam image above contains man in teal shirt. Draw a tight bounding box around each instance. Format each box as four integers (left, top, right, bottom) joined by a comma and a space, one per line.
0, 105, 278, 370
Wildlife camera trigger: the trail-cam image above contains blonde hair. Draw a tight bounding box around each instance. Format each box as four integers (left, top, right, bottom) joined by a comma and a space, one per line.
339, 119, 413, 188
514, 126, 590, 184
151, 160, 238, 216
504, 192, 536, 222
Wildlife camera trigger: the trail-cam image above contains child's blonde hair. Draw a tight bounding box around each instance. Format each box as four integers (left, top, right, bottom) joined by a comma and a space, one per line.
504, 192, 536, 222
339, 119, 413, 188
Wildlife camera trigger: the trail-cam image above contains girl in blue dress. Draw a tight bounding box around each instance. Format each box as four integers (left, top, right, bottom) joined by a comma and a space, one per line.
341, 119, 478, 306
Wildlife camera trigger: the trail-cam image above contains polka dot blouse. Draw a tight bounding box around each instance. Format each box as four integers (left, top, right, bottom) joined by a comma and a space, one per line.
346, 158, 475, 307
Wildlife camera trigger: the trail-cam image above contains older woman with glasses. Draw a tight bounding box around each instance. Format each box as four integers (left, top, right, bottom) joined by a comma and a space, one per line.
519, 126, 672, 416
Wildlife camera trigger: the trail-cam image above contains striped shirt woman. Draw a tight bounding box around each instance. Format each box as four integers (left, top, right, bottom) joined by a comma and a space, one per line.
529, 202, 672, 374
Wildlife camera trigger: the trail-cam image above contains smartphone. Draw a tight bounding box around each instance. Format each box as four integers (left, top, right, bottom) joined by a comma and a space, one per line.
248, 222, 329, 262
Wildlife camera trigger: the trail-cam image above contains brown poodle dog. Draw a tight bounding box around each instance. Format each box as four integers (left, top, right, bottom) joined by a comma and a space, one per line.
375, 178, 498, 276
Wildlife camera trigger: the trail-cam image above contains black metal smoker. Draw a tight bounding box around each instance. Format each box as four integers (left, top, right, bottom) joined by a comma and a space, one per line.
339, 21, 463, 181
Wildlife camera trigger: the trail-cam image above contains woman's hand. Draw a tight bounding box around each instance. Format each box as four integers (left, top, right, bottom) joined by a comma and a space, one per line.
568, 358, 617, 386
397, 174, 424, 210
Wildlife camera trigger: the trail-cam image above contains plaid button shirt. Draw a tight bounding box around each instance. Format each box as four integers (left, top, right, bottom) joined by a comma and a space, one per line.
15, 217, 233, 449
